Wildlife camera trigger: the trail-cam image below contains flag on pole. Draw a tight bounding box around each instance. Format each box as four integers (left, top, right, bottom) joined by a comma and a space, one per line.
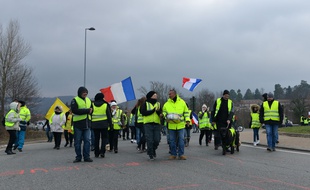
100, 77, 136, 104
182, 77, 202, 92
45, 98, 70, 120
191, 112, 199, 125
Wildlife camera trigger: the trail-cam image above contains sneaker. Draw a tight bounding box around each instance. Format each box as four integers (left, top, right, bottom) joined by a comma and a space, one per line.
256, 140, 260, 144
149, 155, 154, 161
114, 150, 118, 153
13, 146, 18, 150
100, 153, 105, 158
267, 148, 272, 151
168, 155, 177, 160
253, 142, 257, 146
73, 159, 81, 163
276, 141, 279, 144
179, 155, 187, 160
272, 148, 276, 151
17, 148, 22, 152
84, 158, 93, 162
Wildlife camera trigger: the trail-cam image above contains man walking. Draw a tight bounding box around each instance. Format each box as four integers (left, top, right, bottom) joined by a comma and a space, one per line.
163, 89, 190, 160
71, 87, 93, 163
259, 92, 283, 151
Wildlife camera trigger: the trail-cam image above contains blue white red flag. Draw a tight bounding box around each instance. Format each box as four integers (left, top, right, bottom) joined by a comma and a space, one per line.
100, 77, 136, 103
182, 77, 202, 92
191, 112, 199, 125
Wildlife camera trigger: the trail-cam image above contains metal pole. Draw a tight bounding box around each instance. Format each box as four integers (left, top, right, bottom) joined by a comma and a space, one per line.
83, 28, 87, 87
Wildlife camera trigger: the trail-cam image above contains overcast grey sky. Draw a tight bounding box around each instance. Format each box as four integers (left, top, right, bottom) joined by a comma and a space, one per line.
1, 0, 310, 99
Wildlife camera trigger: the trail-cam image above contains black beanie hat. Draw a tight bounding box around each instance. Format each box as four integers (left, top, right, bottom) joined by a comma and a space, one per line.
94, 93, 104, 101
146, 91, 156, 99
223, 90, 230, 95
262, 93, 267, 100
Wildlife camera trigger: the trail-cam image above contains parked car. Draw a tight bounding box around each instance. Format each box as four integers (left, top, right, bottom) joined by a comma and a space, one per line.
33, 120, 45, 131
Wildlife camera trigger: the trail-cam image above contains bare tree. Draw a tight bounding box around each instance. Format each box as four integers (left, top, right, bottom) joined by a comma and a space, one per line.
194, 88, 215, 112
0, 20, 38, 122
138, 81, 176, 105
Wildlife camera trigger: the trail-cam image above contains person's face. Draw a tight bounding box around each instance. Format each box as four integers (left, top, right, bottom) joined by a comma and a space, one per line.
168, 90, 176, 99
151, 93, 158, 99
111, 105, 117, 110
267, 97, 273, 101
81, 91, 88, 98
223, 94, 229, 100
202, 107, 207, 111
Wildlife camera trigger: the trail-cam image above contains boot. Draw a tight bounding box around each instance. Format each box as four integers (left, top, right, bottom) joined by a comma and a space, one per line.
5, 149, 16, 155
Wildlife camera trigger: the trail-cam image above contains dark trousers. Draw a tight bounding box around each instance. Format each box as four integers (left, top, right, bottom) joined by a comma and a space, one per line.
53, 132, 62, 148
93, 128, 108, 156
144, 124, 161, 156
130, 126, 136, 139
6, 130, 16, 151
109, 130, 119, 151
64, 130, 74, 145
199, 129, 212, 145
122, 127, 129, 139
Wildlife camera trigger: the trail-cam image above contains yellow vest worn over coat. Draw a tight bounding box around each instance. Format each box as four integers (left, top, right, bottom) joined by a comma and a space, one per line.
263, 101, 280, 121
143, 102, 161, 124
163, 95, 190, 130
73, 96, 92, 122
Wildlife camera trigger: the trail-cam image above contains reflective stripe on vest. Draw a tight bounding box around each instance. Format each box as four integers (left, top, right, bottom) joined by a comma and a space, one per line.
92, 103, 108, 121
263, 101, 280, 121
214, 98, 232, 118
250, 113, 260, 128
143, 102, 161, 124
73, 96, 91, 122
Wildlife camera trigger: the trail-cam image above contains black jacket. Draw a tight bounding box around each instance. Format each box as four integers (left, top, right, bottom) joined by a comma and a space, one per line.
71, 87, 92, 130
91, 100, 112, 129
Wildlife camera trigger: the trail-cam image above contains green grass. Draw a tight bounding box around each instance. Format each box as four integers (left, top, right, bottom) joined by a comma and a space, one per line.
279, 126, 310, 134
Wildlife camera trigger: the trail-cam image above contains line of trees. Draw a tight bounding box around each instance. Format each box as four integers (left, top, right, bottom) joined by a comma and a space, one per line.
139, 80, 310, 126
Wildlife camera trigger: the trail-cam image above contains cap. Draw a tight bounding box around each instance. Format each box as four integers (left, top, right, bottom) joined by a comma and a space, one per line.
110, 102, 117, 106
267, 92, 274, 98
223, 90, 230, 95
146, 91, 156, 99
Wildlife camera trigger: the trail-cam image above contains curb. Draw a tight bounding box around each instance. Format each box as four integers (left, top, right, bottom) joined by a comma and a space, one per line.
242, 142, 310, 153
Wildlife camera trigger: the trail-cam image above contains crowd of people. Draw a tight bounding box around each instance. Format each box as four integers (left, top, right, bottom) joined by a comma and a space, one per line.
3, 86, 284, 159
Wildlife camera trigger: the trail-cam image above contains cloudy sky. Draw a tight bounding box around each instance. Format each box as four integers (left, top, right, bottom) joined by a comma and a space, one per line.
1, 0, 310, 99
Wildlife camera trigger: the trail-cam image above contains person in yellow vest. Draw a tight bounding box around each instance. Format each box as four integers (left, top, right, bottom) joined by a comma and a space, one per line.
131, 97, 147, 152
141, 91, 162, 160
250, 104, 261, 146
91, 93, 112, 158
163, 89, 190, 160
198, 104, 212, 146
109, 101, 125, 153
4, 101, 22, 155
64, 110, 74, 147
259, 92, 283, 151
122, 111, 129, 140
14, 100, 31, 152
184, 104, 193, 147
50, 105, 66, 150
70, 87, 93, 163
211, 90, 234, 151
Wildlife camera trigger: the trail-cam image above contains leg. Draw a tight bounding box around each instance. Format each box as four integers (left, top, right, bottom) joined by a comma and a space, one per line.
144, 124, 155, 157
73, 127, 83, 161
168, 129, 177, 157
93, 129, 100, 157
100, 128, 108, 156
177, 129, 185, 157
64, 130, 69, 146
82, 128, 91, 160
265, 124, 273, 150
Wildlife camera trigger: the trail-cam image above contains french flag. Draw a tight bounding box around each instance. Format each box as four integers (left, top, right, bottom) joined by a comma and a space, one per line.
191, 112, 199, 125
182, 77, 202, 92
100, 77, 136, 103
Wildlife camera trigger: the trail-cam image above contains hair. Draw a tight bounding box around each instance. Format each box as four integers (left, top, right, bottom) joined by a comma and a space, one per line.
135, 97, 146, 108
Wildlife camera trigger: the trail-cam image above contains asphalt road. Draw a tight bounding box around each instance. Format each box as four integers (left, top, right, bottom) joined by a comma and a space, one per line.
0, 133, 310, 190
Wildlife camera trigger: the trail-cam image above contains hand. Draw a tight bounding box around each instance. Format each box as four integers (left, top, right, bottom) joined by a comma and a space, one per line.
89, 108, 93, 114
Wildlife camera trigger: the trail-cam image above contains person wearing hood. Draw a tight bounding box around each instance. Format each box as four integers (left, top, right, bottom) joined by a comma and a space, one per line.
4, 102, 22, 155
50, 105, 66, 149
141, 91, 162, 160
163, 89, 190, 160
64, 110, 74, 147
14, 100, 31, 152
71, 87, 93, 163
91, 93, 112, 158
250, 104, 261, 146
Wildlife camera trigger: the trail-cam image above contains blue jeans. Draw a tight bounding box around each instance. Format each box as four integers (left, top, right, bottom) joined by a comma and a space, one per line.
45, 128, 53, 142
74, 127, 91, 160
15, 130, 26, 149
144, 124, 161, 156
169, 128, 185, 157
265, 124, 278, 149
253, 128, 259, 142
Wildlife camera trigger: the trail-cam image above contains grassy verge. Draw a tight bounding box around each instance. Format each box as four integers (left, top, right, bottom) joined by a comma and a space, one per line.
279, 126, 310, 134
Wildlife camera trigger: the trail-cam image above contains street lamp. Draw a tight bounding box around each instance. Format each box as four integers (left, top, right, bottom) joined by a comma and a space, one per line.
84, 27, 95, 87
